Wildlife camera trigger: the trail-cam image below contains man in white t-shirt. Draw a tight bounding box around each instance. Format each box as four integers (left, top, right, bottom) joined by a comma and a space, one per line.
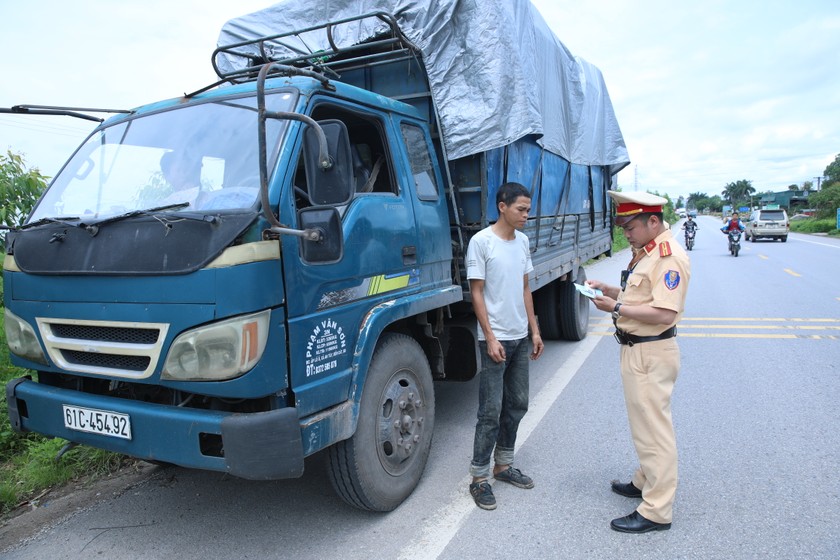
465, 181, 544, 510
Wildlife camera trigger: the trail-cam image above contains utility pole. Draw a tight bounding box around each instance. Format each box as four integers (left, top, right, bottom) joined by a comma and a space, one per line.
814, 176, 822, 191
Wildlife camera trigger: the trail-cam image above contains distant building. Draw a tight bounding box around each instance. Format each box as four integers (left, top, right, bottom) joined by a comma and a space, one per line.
758, 190, 809, 210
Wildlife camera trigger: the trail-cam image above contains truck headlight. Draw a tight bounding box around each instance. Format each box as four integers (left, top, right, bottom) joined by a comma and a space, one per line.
162, 310, 270, 381
4, 309, 48, 364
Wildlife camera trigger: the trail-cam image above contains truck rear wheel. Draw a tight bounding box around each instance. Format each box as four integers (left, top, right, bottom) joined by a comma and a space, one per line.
534, 282, 562, 340
326, 333, 434, 511
558, 266, 590, 341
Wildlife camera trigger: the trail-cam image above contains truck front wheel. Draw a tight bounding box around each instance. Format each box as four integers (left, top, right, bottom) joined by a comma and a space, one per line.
326, 333, 434, 511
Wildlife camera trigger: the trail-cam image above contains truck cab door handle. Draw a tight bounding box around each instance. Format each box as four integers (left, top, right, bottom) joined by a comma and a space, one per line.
402, 245, 417, 265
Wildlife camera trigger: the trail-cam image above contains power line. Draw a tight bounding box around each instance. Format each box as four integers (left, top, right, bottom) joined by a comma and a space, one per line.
0, 115, 94, 138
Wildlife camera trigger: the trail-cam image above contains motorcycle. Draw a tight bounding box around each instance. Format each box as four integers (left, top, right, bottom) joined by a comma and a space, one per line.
684, 229, 696, 251
727, 230, 741, 257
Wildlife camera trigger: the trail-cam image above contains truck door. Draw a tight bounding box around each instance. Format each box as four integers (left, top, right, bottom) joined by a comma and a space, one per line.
280, 101, 420, 419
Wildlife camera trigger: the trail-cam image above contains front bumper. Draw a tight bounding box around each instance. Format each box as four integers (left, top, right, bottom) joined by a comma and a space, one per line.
6, 377, 304, 480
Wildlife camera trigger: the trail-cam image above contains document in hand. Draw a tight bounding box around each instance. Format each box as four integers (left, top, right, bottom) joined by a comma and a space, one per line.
574, 283, 603, 299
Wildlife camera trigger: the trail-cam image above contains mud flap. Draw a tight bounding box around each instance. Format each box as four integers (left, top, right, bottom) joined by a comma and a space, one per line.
221, 407, 304, 480
5, 377, 31, 432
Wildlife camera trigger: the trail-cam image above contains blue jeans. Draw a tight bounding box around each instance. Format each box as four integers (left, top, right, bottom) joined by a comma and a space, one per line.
470, 337, 531, 479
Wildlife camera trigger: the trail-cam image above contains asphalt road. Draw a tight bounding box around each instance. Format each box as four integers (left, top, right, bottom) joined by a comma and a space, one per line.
3, 215, 839, 559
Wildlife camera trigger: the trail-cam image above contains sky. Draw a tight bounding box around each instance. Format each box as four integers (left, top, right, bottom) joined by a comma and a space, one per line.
1, 0, 838, 204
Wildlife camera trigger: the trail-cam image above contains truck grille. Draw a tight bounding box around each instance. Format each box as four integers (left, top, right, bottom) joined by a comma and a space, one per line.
61, 349, 152, 372
50, 324, 160, 345
36, 318, 170, 379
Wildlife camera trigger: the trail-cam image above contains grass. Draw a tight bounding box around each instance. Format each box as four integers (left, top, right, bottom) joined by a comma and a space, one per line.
790, 217, 839, 236
0, 270, 127, 517
611, 225, 630, 253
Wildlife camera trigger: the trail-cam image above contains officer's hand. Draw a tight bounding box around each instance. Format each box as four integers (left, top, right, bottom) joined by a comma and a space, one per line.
585, 279, 606, 292
592, 294, 616, 314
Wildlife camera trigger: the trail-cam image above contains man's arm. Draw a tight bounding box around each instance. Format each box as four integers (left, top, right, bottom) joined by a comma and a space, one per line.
470, 279, 505, 363
523, 276, 544, 360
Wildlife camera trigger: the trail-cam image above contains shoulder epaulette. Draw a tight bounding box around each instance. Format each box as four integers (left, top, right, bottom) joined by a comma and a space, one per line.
659, 241, 672, 257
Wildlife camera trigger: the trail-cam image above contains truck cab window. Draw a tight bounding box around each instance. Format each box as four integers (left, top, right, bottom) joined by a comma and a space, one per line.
400, 123, 439, 201
294, 104, 394, 211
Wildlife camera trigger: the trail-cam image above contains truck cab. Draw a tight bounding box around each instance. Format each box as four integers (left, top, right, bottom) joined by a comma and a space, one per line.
5, 72, 459, 510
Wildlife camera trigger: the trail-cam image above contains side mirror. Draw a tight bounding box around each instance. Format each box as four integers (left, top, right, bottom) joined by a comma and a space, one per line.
304, 120, 353, 206
298, 206, 343, 264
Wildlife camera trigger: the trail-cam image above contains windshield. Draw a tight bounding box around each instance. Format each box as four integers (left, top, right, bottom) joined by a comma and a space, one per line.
30, 92, 295, 222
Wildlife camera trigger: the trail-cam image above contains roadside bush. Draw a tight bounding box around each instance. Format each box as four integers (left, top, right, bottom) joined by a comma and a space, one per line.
0, 151, 48, 242
790, 218, 838, 235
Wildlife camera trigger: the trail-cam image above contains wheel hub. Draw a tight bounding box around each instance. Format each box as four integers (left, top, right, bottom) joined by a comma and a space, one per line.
377, 373, 426, 475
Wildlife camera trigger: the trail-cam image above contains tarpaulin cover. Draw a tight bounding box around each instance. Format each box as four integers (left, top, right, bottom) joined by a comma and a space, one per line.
217, 0, 630, 171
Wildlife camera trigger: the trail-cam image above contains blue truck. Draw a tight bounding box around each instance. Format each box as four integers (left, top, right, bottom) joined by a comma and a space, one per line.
3, 1, 628, 511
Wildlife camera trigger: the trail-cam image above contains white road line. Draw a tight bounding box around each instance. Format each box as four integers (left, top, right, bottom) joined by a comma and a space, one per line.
792, 237, 840, 249
397, 334, 603, 560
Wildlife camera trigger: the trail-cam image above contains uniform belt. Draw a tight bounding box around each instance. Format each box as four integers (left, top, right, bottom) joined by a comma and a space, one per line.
614, 326, 677, 346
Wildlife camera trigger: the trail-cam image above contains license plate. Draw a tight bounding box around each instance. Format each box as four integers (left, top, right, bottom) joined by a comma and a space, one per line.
63, 405, 132, 440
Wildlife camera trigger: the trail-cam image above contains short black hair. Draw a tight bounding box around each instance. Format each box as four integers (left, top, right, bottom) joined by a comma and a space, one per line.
496, 182, 531, 207
626, 212, 664, 226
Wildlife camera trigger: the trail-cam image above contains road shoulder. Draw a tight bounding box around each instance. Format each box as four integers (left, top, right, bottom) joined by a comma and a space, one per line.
0, 460, 158, 551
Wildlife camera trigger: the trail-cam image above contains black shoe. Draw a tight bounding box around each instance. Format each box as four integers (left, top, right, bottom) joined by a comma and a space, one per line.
610, 511, 671, 533
494, 466, 534, 489
611, 480, 642, 498
469, 481, 497, 510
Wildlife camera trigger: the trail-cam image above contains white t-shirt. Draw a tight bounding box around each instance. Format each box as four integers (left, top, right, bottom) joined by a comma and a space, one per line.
466, 227, 534, 341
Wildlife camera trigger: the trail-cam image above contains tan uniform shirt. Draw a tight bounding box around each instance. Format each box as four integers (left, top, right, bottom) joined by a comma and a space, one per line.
616, 229, 690, 336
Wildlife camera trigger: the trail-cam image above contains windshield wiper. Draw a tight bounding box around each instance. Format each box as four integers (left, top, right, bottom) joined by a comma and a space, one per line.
81, 203, 190, 227
80, 203, 220, 235
19, 216, 83, 230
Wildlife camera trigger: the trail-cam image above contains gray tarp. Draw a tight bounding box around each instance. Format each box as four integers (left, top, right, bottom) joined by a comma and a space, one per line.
217, 0, 630, 171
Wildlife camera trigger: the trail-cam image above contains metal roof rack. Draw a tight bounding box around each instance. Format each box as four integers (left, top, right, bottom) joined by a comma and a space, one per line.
211, 11, 420, 84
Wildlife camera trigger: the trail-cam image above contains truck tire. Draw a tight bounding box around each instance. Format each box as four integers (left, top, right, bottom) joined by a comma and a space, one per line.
326, 333, 434, 511
534, 282, 562, 340
559, 266, 589, 341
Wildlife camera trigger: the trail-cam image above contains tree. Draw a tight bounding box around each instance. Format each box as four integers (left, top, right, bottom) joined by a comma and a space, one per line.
787, 184, 799, 191
686, 192, 706, 210
808, 183, 840, 219
722, 179, 755, 207
822, 153, 840, 189
0, 150, 49, 232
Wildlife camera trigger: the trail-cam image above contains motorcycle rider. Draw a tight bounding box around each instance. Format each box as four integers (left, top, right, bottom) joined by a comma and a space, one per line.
720, 212, 745, 234
720, 212, 745, 252
681, 216, 698, 245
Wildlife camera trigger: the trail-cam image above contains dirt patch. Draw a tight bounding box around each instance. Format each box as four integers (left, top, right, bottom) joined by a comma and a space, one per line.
0, 460, 158, 550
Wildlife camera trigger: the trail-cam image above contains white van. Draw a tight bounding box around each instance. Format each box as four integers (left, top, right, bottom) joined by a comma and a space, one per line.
745, 208, 789, 242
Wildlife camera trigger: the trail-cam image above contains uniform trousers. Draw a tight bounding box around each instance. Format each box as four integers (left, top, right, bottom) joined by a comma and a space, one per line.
619, 336, 680, 524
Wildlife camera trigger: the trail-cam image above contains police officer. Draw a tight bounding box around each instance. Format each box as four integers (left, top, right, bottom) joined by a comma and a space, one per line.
587, 191, 691, 533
